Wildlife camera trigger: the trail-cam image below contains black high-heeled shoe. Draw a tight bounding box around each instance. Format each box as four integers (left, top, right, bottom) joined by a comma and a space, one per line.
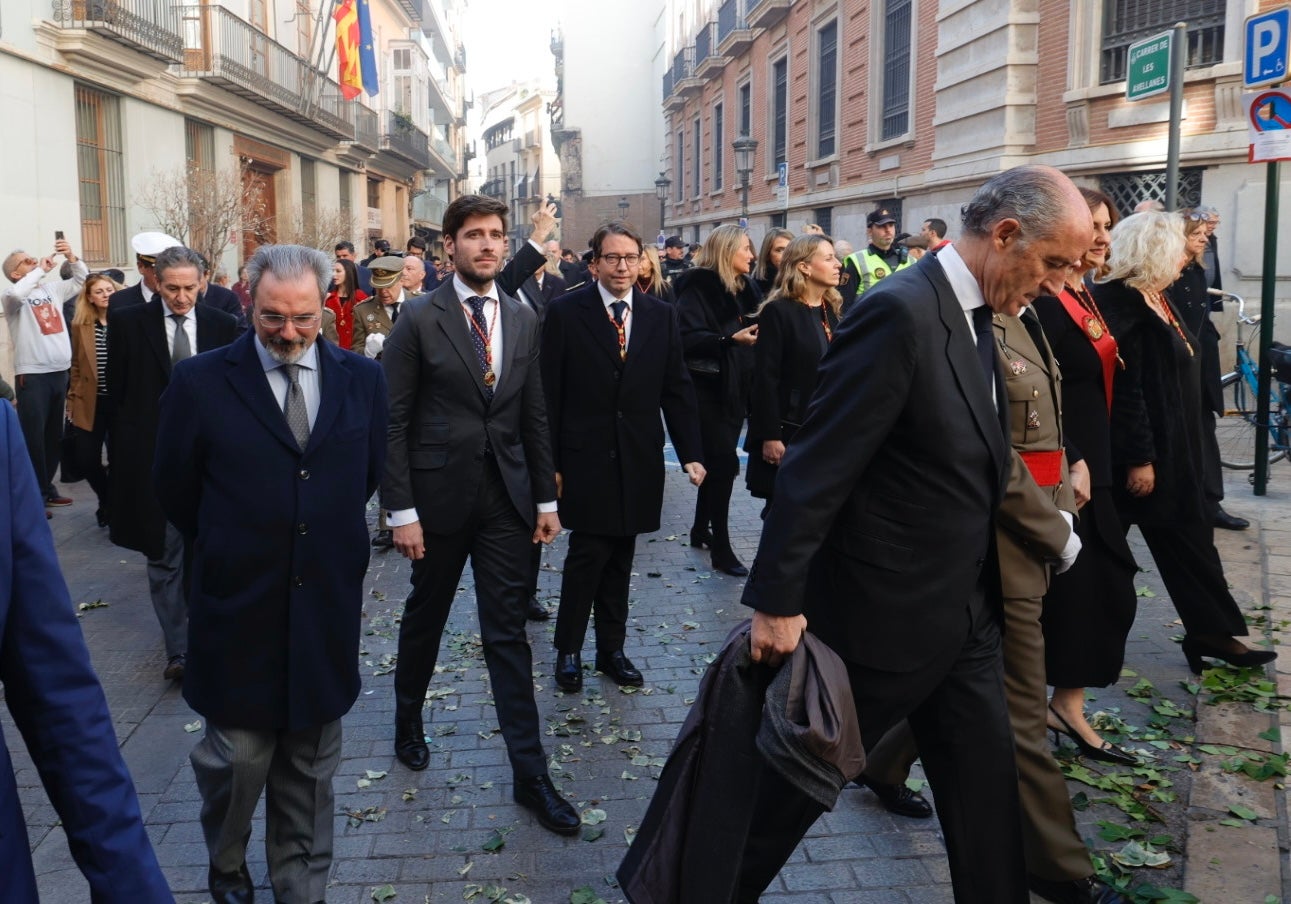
710, 546, 749, 577
689, 527, 712, 549
1181, 636, 1277, 675
1047, 704, 1137, 766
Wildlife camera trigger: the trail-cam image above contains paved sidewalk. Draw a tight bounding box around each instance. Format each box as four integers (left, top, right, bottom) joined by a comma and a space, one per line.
8, 466, 1290, 903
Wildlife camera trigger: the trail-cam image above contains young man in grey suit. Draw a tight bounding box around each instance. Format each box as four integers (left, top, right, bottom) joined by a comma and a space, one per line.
738, 166, 1093, 904
382, 194, 579, 836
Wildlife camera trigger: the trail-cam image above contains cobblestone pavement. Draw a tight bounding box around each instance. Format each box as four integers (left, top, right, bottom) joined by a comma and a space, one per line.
9, 465, 1290, 903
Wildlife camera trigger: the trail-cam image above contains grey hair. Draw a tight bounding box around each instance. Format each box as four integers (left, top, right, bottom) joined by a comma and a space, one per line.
959, 165, 1072, 243
3, 249, 26, 283
245, 244, 330, 305
1098, 212, 1186, 292
154, 246, 207, 281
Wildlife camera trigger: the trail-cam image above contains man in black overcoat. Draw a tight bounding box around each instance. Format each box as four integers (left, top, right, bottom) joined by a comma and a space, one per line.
542, 221, 704, 692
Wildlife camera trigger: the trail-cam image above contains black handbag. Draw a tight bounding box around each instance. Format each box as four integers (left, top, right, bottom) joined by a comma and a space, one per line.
59, 418, 83, 483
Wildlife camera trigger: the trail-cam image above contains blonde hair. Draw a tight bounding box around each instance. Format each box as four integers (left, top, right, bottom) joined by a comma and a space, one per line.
72, 273, 122, 326
756, 228, 794, 283
637, 246, 667, 295
1098, 212, 1185, 292
692, 224, 752, 295
1179, 208, 1207, 267
766, 235, 842, 316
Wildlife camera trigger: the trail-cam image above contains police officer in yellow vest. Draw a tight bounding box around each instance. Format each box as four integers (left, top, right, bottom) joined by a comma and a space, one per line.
840, 208, 912, 314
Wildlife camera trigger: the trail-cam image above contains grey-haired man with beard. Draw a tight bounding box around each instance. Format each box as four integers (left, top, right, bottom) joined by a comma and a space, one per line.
154, 244, 388, 904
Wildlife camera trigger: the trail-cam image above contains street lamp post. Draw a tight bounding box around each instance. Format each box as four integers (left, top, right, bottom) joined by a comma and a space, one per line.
617, 196, 630, 220
654, 172, 671, 235
733, 134, 758, 224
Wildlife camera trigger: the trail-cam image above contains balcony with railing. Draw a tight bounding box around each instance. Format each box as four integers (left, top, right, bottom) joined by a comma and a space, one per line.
717, 0, 756, 56
675, 45, 702, 97
747, 0, 790, 30
412, 192, 447, 225
693, 21, 728, 78
177, 5, 352, 139
382, 111, 431, 170
50, 0, 185, 63
662, 68, 675, 103
352, 104, 380, 152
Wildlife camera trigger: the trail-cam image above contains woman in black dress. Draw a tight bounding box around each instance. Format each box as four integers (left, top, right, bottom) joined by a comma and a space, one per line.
1034, 188, 1138, 764
745, 234, 840, 506
1097, 211, 1274, 674
676, 225, 760, 575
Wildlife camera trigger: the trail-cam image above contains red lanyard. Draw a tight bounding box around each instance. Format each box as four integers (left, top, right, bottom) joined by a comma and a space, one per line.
466, 301, 498, 386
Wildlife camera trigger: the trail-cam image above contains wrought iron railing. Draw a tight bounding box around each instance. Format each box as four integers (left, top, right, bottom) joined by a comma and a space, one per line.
353, 104, 380, 151
52, 0, 185, 62
695, 21, 713, 66
662, 69, 675, 102
717, 0, 748, 44
412, 193, 446, 224
672, 46, 694, 86
383, 111, 431, 170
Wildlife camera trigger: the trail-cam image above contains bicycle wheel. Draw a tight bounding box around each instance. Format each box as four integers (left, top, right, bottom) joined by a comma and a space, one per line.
1217, 370, 1288, 469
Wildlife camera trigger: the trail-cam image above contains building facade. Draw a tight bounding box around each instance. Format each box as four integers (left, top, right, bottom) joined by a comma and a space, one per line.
477, 81, 562, 256
661, 0, 1287, 303
0, 0, 467, 284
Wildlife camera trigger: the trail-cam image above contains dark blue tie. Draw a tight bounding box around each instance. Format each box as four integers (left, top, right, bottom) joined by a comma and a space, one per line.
610, 300, 627, 326
972, 305, 995, 390
467, 296, 493, 399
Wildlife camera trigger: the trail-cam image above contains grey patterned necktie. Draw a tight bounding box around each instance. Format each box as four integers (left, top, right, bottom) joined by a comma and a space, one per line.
282, 363, 310, 451
170, 313, 191, 365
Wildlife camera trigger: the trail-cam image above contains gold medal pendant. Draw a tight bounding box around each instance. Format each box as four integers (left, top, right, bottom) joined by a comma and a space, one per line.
1084, 316, 1104, 340
483, 369, 497, 387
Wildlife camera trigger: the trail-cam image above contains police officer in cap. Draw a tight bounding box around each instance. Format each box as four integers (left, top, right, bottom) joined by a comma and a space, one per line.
109, 232, 183, 309
840, 209, 912, 314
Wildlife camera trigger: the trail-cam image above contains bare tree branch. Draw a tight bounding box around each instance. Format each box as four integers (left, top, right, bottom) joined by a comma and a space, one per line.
136, 164, 271, 267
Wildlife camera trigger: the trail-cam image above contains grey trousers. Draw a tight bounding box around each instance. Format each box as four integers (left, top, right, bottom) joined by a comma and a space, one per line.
191, 719, 342, 904
145, 522, 187, 658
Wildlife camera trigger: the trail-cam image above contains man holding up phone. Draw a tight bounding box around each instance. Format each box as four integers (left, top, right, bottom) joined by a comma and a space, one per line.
2, 235, 85, 513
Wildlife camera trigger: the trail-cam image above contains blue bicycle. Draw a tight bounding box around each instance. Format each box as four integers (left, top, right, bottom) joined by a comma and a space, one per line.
1213, 290, 1290, 470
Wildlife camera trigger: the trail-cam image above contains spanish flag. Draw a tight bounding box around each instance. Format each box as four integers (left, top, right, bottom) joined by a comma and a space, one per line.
334, 0, 362, 100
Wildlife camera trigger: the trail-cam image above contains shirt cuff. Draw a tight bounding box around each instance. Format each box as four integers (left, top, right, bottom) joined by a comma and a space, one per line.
528, 239, 545, 254
386, 507, 419, 527
536, 500, 558, 513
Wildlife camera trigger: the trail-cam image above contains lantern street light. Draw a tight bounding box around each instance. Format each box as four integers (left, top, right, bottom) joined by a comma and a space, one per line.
617, 196, 630, 220
654, 172, 671, 234
733, 134, 758, 221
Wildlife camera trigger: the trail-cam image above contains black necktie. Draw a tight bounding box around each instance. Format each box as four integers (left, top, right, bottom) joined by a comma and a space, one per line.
972, 305, 995, 390
391, 302, 400, 323
610, 300, 627, 326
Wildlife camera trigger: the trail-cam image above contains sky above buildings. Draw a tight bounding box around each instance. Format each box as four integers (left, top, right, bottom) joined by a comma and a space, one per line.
461, 0, 561, 97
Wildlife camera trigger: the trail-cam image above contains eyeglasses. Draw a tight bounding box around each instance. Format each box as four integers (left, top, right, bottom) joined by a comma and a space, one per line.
256, 312, 321, 329
598, 254, 641, 268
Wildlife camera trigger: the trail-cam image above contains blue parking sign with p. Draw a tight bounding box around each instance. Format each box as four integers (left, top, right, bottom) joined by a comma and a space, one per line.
1246, 7, 1290, 89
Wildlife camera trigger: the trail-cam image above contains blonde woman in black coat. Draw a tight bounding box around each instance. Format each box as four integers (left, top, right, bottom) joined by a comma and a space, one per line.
745, 234, 841, 505
676, 225, 760, 575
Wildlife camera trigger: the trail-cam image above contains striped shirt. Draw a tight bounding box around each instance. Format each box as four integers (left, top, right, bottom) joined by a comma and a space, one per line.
94, 321, 108, 396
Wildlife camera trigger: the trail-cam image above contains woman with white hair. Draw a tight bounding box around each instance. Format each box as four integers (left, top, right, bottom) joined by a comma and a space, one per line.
1097, 211, 1274, 674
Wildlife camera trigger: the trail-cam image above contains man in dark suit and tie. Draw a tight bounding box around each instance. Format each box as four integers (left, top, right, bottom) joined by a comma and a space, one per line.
108, 231, 181, 309
0, 402, 171, 903
153, 244, 388, 904
542, 221, 704, 692
107, 246, 238, 681
382, 194, 578, 836
737, 166, 1093, 904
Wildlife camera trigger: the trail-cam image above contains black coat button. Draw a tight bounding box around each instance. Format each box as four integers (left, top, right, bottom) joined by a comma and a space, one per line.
293, 576, 304, 588
297, 523, 308, 535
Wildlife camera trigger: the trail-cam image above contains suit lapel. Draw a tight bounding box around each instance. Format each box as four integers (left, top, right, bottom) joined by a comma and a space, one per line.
492, 291, 524, 400
432, 283, 490, 401
144, 300, 171, 374
222, 332, 301, 453
308, 339, 350, 452
621, 288, 658, 373
573, 286, 626, 368
926, 261, 1007, 477
996, 313, 1049, 373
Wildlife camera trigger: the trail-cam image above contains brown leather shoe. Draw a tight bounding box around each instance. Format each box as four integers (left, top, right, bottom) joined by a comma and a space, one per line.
163, 655, 185, 681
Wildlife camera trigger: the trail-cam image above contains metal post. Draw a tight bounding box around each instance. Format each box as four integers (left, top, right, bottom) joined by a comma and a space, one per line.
1164, 22, 1186, 210
1255, 159, 1280, 495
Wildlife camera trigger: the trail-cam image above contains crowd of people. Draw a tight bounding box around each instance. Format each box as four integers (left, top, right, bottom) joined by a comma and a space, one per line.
0, 165, 1275, 904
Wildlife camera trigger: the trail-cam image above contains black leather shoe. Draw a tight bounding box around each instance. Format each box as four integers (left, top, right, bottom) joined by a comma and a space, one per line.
554, 651, 583, 692
1213, 508, 1250, 530
689, 527, 712, 549
595, 649, 644, 687
208, 863, 254, 904
1028, 873, 1127, 904
526, 595, 550, 621
855, 777, 933, 818
394, 714, 429, 771
371, 529, 394, 549
513, 773, 580, 835
710, 547, 749, 577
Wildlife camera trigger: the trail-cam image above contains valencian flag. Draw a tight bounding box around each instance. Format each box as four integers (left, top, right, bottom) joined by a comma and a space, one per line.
334, 0, 379, 100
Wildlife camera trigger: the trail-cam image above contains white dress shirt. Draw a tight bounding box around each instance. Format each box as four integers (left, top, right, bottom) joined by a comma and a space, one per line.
596, 281, 633, 349
160, 296, 199, 356
254, 335, 321, 429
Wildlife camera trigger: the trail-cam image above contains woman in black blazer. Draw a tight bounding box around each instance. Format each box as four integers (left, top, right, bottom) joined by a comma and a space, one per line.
745, 234, 841, 506
1033, 187, 1138, 764
675, 225, 760, 575
1098, 211, 1274, 675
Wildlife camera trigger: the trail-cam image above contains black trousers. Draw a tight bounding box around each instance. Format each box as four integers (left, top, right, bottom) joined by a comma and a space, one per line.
72, 395, 111, 510
1137, 517, 1248, 637
15, 370, 68, 499
694, 387, 744, 547
393, 456, 547, 778
553, 531, 636, 654
1200, 409, 1225, 513
736, 591, 1026, 904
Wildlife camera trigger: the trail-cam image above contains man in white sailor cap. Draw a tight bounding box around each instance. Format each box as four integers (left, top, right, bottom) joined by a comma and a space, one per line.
109, 232, 183, 309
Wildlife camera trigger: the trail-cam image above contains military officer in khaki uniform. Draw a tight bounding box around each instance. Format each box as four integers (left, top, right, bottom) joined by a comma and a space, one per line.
351, 256, 404, 358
